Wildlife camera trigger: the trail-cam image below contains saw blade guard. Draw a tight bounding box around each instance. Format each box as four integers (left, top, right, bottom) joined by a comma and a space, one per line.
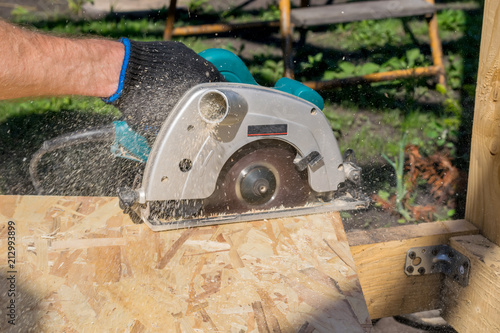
136, 82, 346, 204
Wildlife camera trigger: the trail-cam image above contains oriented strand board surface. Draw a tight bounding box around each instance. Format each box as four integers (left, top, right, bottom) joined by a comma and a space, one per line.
0, 195, 371, 332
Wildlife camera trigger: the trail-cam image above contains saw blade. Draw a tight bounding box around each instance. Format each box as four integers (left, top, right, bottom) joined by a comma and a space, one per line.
201, 141, 312, 214
135, 140, 370, 231
141, 194, 370, 231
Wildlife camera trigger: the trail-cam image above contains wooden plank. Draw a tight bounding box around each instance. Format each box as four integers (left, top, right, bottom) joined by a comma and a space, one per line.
347, 219, 479, 319
441, 235, 500, 333
465, 0, 500, 245
291, 0, 435, 27
0, 195, 372, 332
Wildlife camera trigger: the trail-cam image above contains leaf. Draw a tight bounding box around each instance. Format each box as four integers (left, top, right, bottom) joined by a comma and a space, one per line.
358, 62, 380, 75
436, 83, 447, 95
406, 48, 421, 68
382, 57, 403, 70
263, 59, 278, 69
309, 53, 323, 63
338, 61, 356, 75
322, 70, 337, 80
377, 189, 391, 201
425, 130, 439, 139
259, 68, 277, 83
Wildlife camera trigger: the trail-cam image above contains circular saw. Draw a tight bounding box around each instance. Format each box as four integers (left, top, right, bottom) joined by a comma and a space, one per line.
117, 77, 369, 231
30, 49, 369, 231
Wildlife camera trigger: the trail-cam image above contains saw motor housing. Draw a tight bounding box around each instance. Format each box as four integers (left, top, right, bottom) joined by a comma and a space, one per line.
140, 82, 346, 203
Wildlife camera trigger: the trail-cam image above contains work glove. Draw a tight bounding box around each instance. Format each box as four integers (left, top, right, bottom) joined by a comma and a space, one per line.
104, 38, 225, 142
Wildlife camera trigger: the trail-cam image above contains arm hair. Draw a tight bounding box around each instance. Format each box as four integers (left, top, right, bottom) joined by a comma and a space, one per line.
0, 20, 124, 100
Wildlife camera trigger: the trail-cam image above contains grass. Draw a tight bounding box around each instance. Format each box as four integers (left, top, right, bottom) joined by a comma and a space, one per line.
0, 1, 483, 222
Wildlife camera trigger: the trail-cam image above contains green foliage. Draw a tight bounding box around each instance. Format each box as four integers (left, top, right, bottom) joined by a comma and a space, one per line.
259, 2, 280, 21
382, 133, 413, 222
323, 106, 354, 135
333, 18, 404, 51
219, 1, 280, 23
187, 0, 213, 14
0, 97, 119, 124
248, 57, 284, 86
438, 9, 467, 32
301, 48, 428, 82
445, 54, 464, 90
67, 0, 94, 16
300, 53, 324, 73
10, 5, 32, 20
402, 111, 459, 157
178, 37, 214, 53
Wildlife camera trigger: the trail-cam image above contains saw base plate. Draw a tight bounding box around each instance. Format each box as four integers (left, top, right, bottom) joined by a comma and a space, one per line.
140, 195, 370, 231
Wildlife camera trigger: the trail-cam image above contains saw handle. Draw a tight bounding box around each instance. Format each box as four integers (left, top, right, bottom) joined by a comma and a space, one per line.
199, 48, 324, 110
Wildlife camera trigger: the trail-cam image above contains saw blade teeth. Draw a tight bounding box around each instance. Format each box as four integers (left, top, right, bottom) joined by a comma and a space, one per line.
140, 197, 370, 231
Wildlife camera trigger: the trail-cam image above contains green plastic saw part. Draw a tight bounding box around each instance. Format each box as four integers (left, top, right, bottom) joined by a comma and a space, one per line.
111, 120, 151, 163
199, 48, 324, 110
199, 48, 258, 85
274, 77, 324, 111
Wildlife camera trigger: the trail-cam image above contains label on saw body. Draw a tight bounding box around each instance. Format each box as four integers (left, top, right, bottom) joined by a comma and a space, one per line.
247, 124, 288, 137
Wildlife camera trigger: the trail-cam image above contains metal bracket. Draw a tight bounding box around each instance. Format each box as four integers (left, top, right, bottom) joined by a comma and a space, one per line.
404, 245, 470, 287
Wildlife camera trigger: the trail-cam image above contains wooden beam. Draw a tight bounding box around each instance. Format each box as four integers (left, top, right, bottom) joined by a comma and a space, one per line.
347, 220, 478, 319
465, 0, 500, 245
441, 235, 500, 332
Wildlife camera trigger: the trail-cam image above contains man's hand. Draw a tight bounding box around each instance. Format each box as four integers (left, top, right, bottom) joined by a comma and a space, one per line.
107, 39, 225, 141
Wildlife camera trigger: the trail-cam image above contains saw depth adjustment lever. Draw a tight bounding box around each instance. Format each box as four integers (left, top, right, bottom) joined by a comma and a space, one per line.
294, 151, 324, 172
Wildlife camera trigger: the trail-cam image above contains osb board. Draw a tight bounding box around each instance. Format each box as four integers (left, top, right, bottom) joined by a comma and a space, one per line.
0, 195, 371, 332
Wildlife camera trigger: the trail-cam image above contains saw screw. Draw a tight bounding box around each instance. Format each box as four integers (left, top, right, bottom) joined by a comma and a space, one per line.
179, 159, 193, 172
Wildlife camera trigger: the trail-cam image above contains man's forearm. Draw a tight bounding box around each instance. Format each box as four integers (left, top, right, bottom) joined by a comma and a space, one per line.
0, 20, 124, 100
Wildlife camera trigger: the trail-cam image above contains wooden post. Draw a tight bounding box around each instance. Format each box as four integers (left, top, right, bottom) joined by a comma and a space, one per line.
163, 0, 177, 40
424, 0, 446, 86
441, 2, 500, 331
465, 0, 500, 245
348, 220, 478, 319
280, 0, 295, 79
442, 235, 500, 332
